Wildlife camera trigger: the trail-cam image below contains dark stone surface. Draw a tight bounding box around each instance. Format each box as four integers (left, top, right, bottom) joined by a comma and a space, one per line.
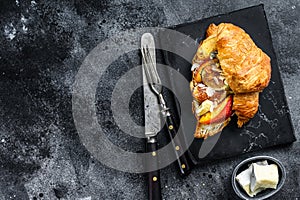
0, 0, 299, 199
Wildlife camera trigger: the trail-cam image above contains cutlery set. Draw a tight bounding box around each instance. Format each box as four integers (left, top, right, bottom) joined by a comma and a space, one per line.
141, 33, 193, 199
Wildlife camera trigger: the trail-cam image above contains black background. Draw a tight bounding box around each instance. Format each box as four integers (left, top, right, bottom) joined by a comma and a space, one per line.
0, 0, 299, 199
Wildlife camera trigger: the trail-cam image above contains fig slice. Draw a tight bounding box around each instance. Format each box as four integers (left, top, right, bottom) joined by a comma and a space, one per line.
193, 59, 216, 83
209, 90, 227, 104
201, 61, 228, 90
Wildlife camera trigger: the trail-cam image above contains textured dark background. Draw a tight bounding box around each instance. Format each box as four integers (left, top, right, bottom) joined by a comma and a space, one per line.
0, 0, 299, 199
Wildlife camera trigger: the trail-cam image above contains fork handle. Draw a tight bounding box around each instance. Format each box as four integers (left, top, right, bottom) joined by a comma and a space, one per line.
146, 140, 162, 200
165, 114, 193, 177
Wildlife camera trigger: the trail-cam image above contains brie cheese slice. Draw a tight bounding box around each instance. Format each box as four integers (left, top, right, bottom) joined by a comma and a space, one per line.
236, 165, 264, 197
236, 165, 254, 197
250, 163, 279, 192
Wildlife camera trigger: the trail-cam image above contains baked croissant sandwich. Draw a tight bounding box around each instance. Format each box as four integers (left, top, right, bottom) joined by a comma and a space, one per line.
190, 23, 271, 139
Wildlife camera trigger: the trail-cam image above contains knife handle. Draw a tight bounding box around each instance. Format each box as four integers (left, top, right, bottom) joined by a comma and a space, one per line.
165, 114, 193, 177
146, 140, 162, 200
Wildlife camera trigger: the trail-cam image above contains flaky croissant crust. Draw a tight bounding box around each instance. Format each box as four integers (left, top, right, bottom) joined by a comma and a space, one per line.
216, 23, 271, 93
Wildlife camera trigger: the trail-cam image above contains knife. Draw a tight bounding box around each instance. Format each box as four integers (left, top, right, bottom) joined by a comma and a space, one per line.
141, 33, 193, 177
142, 34, 162, 200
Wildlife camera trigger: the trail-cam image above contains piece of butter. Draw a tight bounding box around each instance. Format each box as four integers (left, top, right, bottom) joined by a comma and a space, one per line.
236, 165, 253, 197
236, 165, 264, 197
250, 163, 279, 192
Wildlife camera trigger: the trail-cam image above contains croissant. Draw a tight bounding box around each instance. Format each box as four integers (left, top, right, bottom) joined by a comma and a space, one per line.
216, 23, 271, 93
233, 92, 259, 127
191, 23, 271, 138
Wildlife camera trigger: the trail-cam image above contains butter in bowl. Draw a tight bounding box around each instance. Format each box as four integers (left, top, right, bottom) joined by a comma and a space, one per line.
232, 156, 286, 199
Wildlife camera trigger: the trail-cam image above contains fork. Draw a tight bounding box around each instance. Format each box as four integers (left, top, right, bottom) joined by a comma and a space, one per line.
142, 44, 193, 177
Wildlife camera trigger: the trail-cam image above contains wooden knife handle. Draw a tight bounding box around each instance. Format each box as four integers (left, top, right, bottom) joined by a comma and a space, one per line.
146, 141, 162, 200
165, 115, 193, 177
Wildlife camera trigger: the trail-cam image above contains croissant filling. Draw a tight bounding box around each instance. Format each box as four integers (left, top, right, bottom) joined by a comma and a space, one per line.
191, 23, 271, 139
191, 51, 232, 139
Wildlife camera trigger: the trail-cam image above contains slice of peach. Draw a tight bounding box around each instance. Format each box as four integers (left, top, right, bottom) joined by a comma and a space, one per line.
199, 95, 233, 124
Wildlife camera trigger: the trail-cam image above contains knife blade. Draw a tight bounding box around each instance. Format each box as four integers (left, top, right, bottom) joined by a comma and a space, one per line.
141, 33, 193, 177
142, 33, 162, 200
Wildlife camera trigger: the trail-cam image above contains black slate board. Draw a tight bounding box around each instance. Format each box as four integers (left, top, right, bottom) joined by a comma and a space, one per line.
157, 4, 296, 164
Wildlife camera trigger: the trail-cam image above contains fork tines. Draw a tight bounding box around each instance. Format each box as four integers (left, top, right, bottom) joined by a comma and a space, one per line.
142, 45, 161, 87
